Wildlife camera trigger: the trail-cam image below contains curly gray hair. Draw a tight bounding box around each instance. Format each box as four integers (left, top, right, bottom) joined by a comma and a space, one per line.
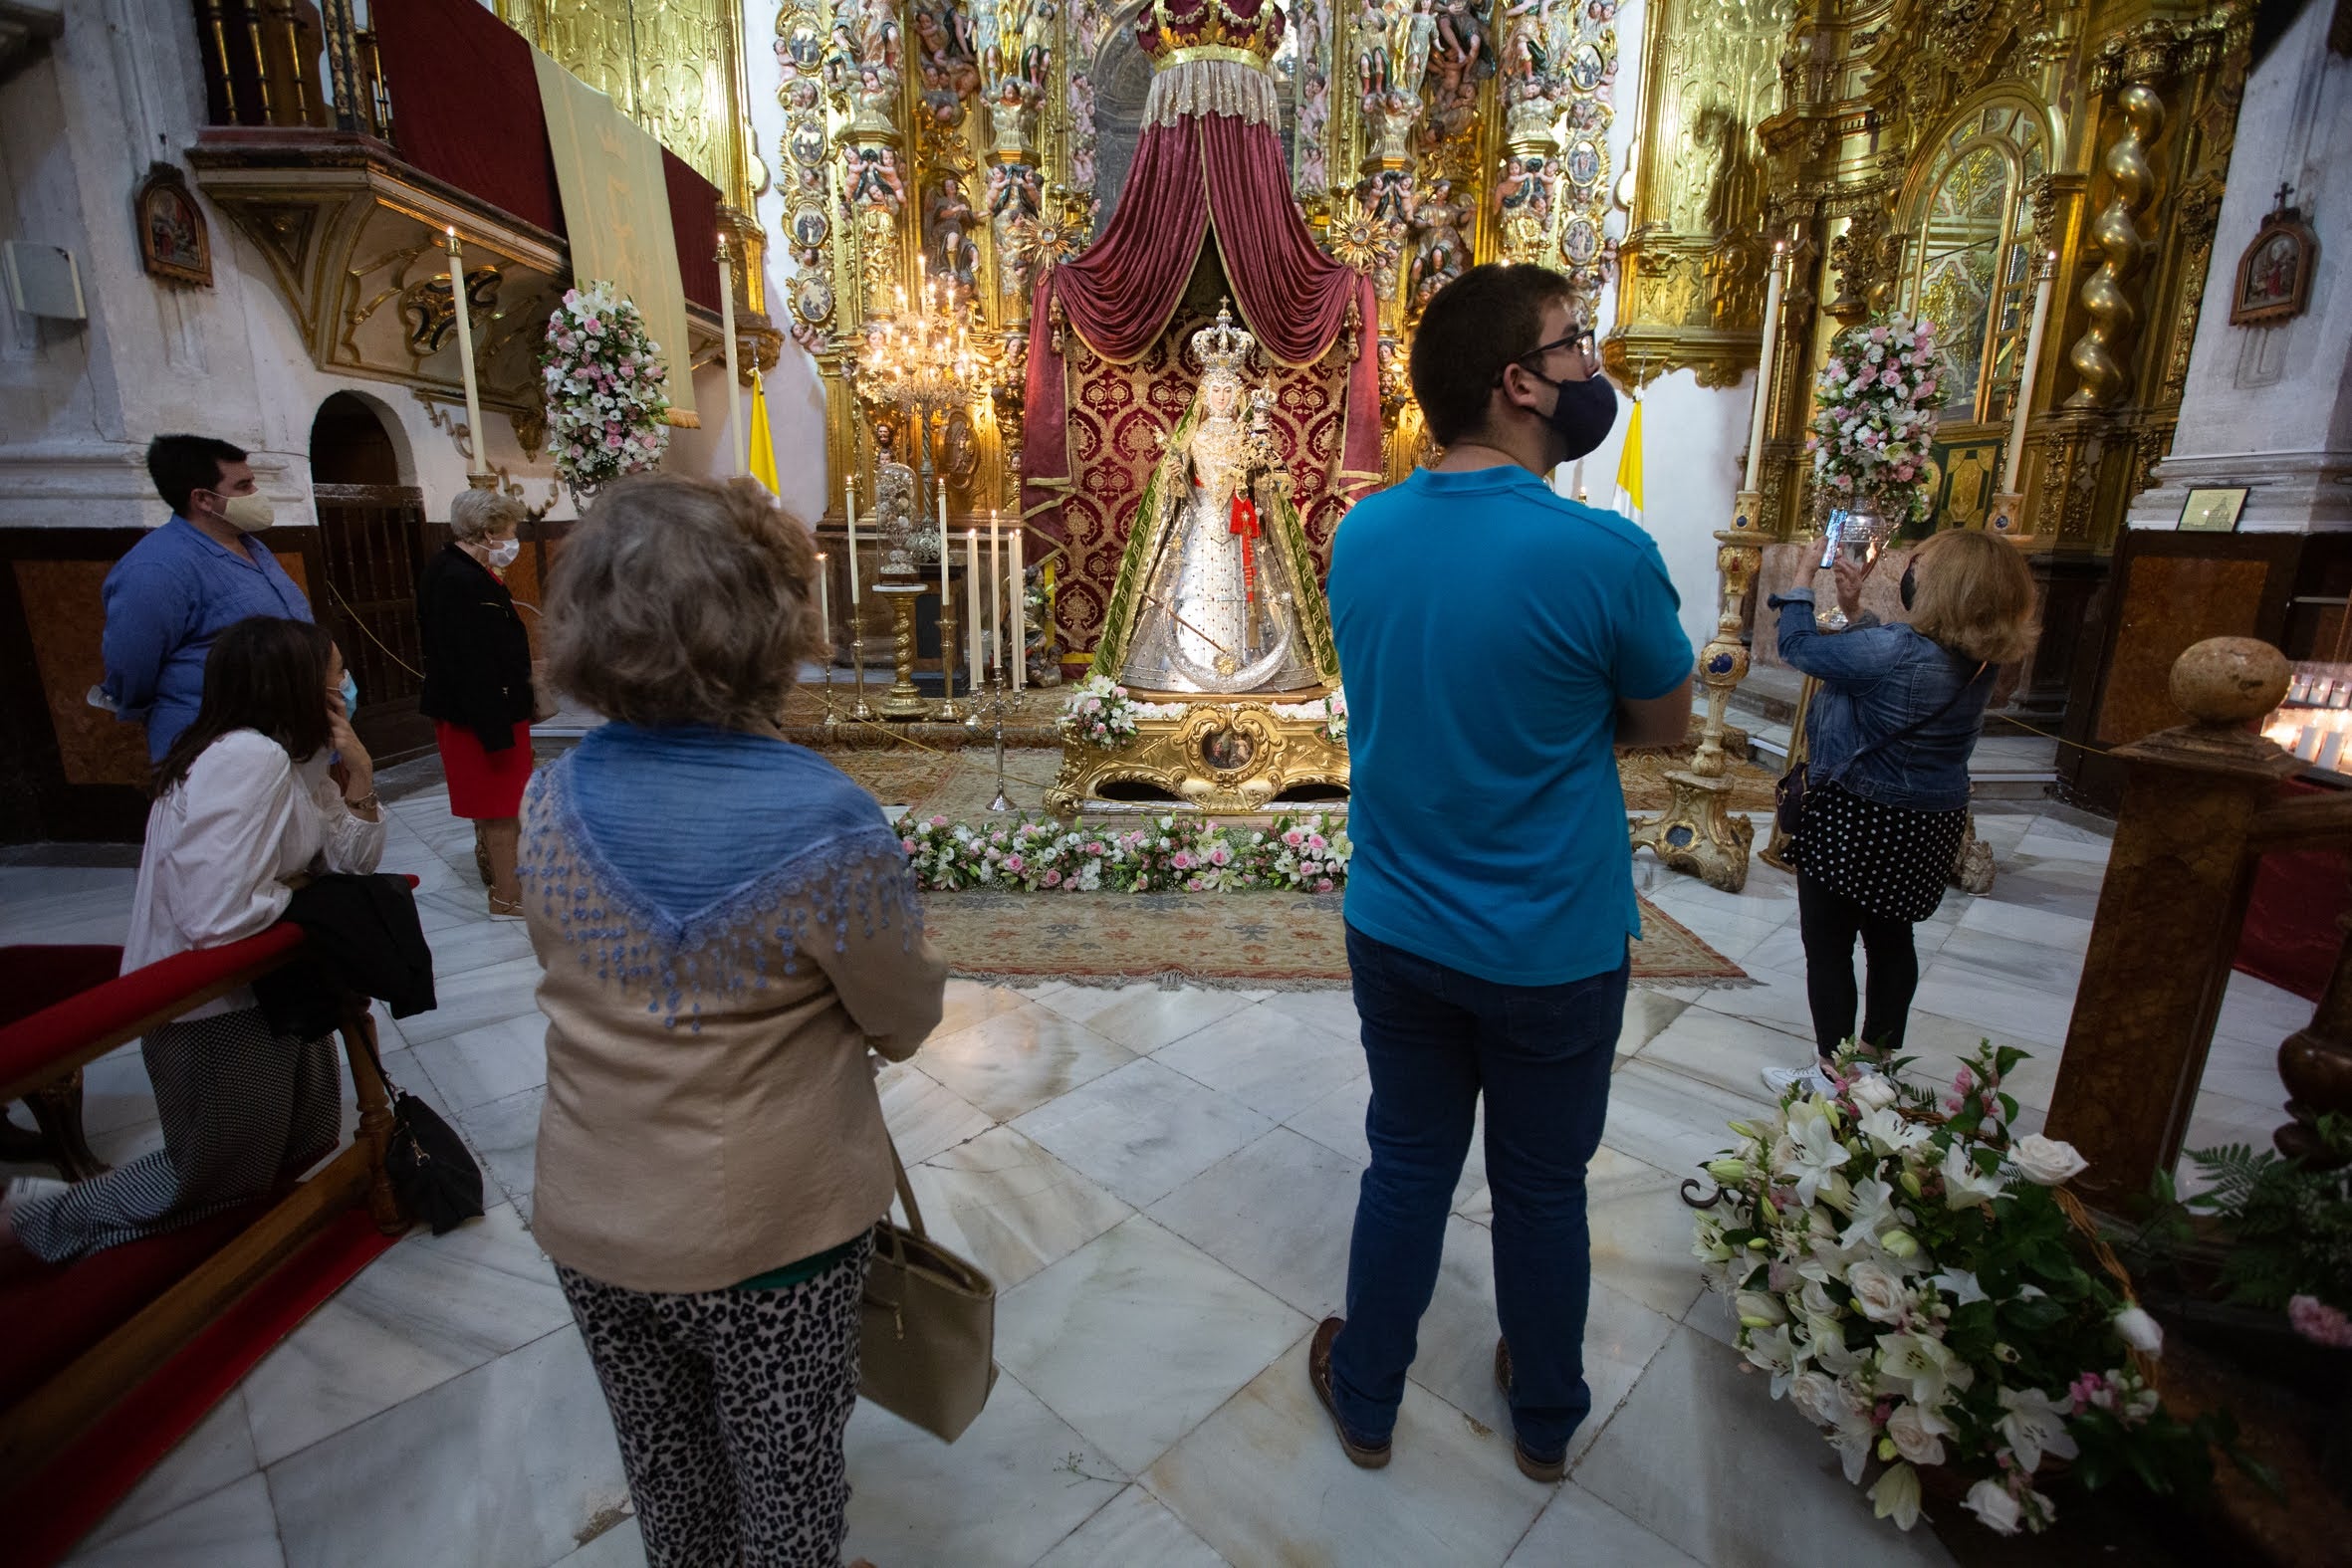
449, 488, 525, 543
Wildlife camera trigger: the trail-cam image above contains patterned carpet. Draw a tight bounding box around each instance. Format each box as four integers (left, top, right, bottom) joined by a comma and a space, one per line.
925, 890, 1747, 993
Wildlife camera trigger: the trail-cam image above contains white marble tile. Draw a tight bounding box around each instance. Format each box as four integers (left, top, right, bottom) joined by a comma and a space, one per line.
2197, 1035, 2291, 1111
1912, 946, 2078, 1049
242, 1204, 574, 1466
1689, 960, 1821, 1042
903, 1124, 1132, 1290
549, 1517, 643, 1568
1897, 1011, 2060, 1111
411, 888, 495, 936
1601, 1062, 1769, 1183
1571, 1327, 1957, 1568
1153, 1007, 1366, 1122
1956, 895, 2095, 952
1583, 1144, 1713, 1320
1034, 1484, 1229, 1568
842, 1372, 1126, 1568
1507, 1482, 1706, 1567
1406, 1217, 1677, 1469
1285, 1069, 1371, 1166
1632, 1007, 1811, 1110
918, 1004, 1138, 1123
876, 1060, 994, 1164
2213, 969, 2315, 1049
1638, 891, 1787, 966
1148, 1126, 1364, 1317
395, 955, 545, 1047
997, 1215, 1308, 1473
83, 1390, 258, 1547
454, 1084, 545, 1213
1617, 990, 1691, 1060
1144, 1336, 1547, 1568
1012, 1057, 1275, 1209
2011, 827, 2114, 864
1037, 983, 1261, 1053
1253, 987, 1361, 1042
267, 1329, 629, 1568
408, 1011, 550, 1113
424, 912, 540, 980
934, 977, 1034, 1040
65, 1471, 283, 1568
0, 868, 137, 947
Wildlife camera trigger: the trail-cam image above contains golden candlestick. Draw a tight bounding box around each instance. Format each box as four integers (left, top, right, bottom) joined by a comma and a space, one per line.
874, 583, 930, 719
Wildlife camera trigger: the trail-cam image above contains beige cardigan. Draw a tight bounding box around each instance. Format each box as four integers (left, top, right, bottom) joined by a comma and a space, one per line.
523, 772, 947, 1295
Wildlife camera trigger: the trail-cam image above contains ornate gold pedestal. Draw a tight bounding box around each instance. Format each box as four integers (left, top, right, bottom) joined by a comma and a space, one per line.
1631, 489, 1764, 892
873, 583, 931, 720
1046, 699, 1349, 818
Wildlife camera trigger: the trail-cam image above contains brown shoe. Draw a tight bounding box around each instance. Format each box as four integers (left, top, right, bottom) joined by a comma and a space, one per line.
1494, 1338, 1566, 1483
1308, 1317, 1391, 1469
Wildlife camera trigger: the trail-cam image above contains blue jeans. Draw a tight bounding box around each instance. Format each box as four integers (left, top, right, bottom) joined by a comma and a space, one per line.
1329, 925, 1626, 1459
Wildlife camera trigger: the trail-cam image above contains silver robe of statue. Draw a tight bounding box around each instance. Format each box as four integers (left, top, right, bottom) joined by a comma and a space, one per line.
1115, 376, 1322, 695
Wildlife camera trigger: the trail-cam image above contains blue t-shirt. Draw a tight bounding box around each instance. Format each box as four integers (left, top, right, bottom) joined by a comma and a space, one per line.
1328, 466, 1694, 986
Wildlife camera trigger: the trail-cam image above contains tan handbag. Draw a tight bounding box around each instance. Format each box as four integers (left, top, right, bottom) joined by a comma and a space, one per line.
859, 1132, 998, 1442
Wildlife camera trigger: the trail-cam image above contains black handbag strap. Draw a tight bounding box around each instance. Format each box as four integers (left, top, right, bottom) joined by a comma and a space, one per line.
1839, 658, 1990, 774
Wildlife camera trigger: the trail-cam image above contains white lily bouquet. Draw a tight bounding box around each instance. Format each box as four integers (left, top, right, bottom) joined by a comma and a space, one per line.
1691, 1040, 2231, 1535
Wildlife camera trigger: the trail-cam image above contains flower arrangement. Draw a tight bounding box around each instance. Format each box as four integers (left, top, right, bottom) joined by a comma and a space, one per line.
2180, 1113, 2352, 1344
1058, 673, 1142, 750
1692, 1040, 2232, 1535
897, 811, 1350, 894
1804, 315, 1944, 523
540, 281, 671, 494
1317, 688, 1348, 748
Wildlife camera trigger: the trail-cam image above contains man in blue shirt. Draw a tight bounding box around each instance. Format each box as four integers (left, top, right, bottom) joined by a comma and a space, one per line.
1309, 264, 1694, 1483
102, 435, 314, 763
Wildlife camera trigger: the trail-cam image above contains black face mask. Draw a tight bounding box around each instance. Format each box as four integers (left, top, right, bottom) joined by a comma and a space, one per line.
1530, 369, 1619, 463
1899, 560, 1918, 611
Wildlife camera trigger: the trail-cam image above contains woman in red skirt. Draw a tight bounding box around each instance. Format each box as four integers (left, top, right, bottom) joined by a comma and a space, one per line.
418, 489, 538, 916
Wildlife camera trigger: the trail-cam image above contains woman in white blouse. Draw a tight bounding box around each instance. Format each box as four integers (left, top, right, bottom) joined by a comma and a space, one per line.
1, 616, 385, 1260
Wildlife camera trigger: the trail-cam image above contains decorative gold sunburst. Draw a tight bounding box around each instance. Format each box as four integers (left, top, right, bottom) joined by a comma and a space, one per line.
1324, 195, 1395, 277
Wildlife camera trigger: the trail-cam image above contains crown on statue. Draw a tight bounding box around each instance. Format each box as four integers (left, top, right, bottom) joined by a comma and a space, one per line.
1136, 0, 1287, 71
1191, 301, 1257, 380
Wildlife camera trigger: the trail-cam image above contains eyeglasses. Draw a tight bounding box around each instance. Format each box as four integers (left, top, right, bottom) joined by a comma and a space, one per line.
1497, 328, 1595, 385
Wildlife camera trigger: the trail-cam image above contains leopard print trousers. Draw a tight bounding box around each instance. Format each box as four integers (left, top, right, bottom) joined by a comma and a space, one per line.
558, 1233, 873, 1568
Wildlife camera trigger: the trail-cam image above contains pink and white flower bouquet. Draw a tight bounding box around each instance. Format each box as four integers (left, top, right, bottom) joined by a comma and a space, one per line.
1691, 1040, 2230, 1534
540, 282, 671, 495
1804, 315, 1944, 523
1057, 673, 1141, 751
896, 810, 1350, 894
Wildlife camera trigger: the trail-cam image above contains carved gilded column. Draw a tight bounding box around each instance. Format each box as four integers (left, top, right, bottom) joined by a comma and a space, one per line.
2062, 77, 2163, 409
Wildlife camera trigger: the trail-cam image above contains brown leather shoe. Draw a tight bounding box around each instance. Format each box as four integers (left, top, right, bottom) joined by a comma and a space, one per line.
1494, 1338, 1566, 1483
1309, 1317, 1391, 1469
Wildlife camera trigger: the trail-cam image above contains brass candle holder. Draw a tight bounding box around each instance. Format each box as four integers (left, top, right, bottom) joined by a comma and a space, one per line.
873, 582, 931, 720
936, 584, 966, 722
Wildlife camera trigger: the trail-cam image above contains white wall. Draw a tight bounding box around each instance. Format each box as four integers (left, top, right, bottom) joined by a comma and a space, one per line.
2129, 0, 2352, 533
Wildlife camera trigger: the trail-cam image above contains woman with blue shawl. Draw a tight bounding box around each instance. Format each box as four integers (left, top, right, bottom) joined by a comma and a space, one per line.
522, 475, 945, 1568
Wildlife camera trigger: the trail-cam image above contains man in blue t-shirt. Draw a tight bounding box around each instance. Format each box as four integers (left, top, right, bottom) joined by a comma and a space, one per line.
1309, 264, 1694, 1483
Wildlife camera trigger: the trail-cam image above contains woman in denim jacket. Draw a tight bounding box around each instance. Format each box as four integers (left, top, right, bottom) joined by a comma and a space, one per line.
1760, 528, 2035, 1096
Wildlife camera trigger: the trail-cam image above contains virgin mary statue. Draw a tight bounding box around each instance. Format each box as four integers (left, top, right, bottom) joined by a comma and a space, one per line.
1089, 304, 1340, 697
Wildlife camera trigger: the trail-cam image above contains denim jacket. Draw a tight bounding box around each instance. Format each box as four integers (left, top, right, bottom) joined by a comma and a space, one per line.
1767, 587, 1991, 812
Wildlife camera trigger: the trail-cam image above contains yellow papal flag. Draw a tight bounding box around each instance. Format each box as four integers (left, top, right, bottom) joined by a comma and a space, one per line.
1614, 388, 1646, 518
747, 369, 780, 496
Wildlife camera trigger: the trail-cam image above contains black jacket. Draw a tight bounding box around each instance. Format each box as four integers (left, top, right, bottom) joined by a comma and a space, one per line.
417, 543, 535, 751
253, 873, 437, 1040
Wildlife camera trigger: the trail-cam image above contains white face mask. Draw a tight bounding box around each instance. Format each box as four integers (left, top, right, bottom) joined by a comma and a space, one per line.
487, 539, 521, 568
216, 492, 275, 533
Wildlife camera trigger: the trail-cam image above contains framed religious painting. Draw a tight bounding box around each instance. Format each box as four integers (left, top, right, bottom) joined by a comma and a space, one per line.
134, 163, 210, 287
2179, 487, 2249, 533
2231, 206, 2315, 327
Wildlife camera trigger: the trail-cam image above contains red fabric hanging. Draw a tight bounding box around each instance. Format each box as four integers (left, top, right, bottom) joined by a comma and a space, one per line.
1229, 494, 1260, 601
1022, 108, 1382, 536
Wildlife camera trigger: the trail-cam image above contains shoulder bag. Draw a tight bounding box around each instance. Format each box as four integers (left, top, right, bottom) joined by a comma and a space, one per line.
860, 1131, 999, 1442
1776, 659, 1990, 838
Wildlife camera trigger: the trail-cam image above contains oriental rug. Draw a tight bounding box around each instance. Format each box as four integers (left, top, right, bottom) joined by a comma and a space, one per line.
923, 890, 1747, 993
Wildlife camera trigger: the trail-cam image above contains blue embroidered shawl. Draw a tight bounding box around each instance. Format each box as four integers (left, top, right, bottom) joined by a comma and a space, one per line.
520, 724, 918, 1027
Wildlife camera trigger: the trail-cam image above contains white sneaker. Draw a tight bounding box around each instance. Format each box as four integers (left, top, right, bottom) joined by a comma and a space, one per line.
1760, 1062, 1837, 1098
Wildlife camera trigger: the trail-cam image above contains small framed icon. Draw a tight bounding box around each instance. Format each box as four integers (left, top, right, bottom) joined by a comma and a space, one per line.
2178, 486, 2249, 533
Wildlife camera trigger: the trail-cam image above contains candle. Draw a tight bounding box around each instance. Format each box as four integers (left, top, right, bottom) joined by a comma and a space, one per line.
1010, 530, 1026, 692
2002, 252, 2059, 495
937, 492, 951, 619
815, 553, 830, 656
989, 512, 1002, 681
965, 529, 982, 686
444, 228, 486, 475
717, 233, 745, 476
843, 477, 860, 603
1744, 241, 1787, 494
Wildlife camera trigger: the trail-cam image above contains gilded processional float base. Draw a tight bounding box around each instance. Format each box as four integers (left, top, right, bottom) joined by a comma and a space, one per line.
1045, 695, 1350, 818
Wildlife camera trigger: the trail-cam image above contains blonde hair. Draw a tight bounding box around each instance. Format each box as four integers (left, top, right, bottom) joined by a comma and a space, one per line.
546, 475, 825, 729
450, 488, 526, 542
1906, 528, 2035, 665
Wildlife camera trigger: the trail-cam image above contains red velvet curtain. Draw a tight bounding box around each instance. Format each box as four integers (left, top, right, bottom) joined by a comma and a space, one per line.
1023, 111, 1381, 534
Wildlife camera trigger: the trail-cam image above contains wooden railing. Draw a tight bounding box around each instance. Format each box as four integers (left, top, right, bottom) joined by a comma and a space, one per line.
193, 0, 394, 141
2045, 637, 2352, 1208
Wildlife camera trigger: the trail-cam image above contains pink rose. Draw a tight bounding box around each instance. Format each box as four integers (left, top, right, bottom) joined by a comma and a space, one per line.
930, 815, 949, 827
1043, 869, 1061, 886
1316, 877, 1335, 892
900, 836, 918, 853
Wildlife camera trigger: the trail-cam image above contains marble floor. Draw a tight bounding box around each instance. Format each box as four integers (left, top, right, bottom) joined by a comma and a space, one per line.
0, 791, 2310, 1568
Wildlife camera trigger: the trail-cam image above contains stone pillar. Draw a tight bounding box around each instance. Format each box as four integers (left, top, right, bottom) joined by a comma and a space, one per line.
2044, 637, 2299, 1210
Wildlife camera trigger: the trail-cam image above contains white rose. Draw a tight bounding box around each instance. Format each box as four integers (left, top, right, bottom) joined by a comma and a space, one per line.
1787, 1369, 1840, 1428
2011, 1135, 2090, 1187
1886, 1400, 1950, 1465
1847, 1259, 1911, 1325
1963, 1478, 2021, 1535
2113, 1305, 2165, 1356
1850, 1074, 1900, 1112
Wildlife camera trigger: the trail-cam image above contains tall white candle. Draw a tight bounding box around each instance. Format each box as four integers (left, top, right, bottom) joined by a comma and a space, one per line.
1010, 530, 1026, 692
965, 529, 982, 686
444, 228, 487, 475
1744, 242, 1786, 494
937, 494, 951, 613
815, 553, 829, 655
2002, 253, 2058, 495
989, 513, 1003, 680
843, 478, 860, 603
718, 233, 745, 475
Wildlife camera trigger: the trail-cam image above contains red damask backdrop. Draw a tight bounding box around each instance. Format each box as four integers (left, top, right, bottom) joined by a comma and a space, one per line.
1052, 305, 1355, 665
